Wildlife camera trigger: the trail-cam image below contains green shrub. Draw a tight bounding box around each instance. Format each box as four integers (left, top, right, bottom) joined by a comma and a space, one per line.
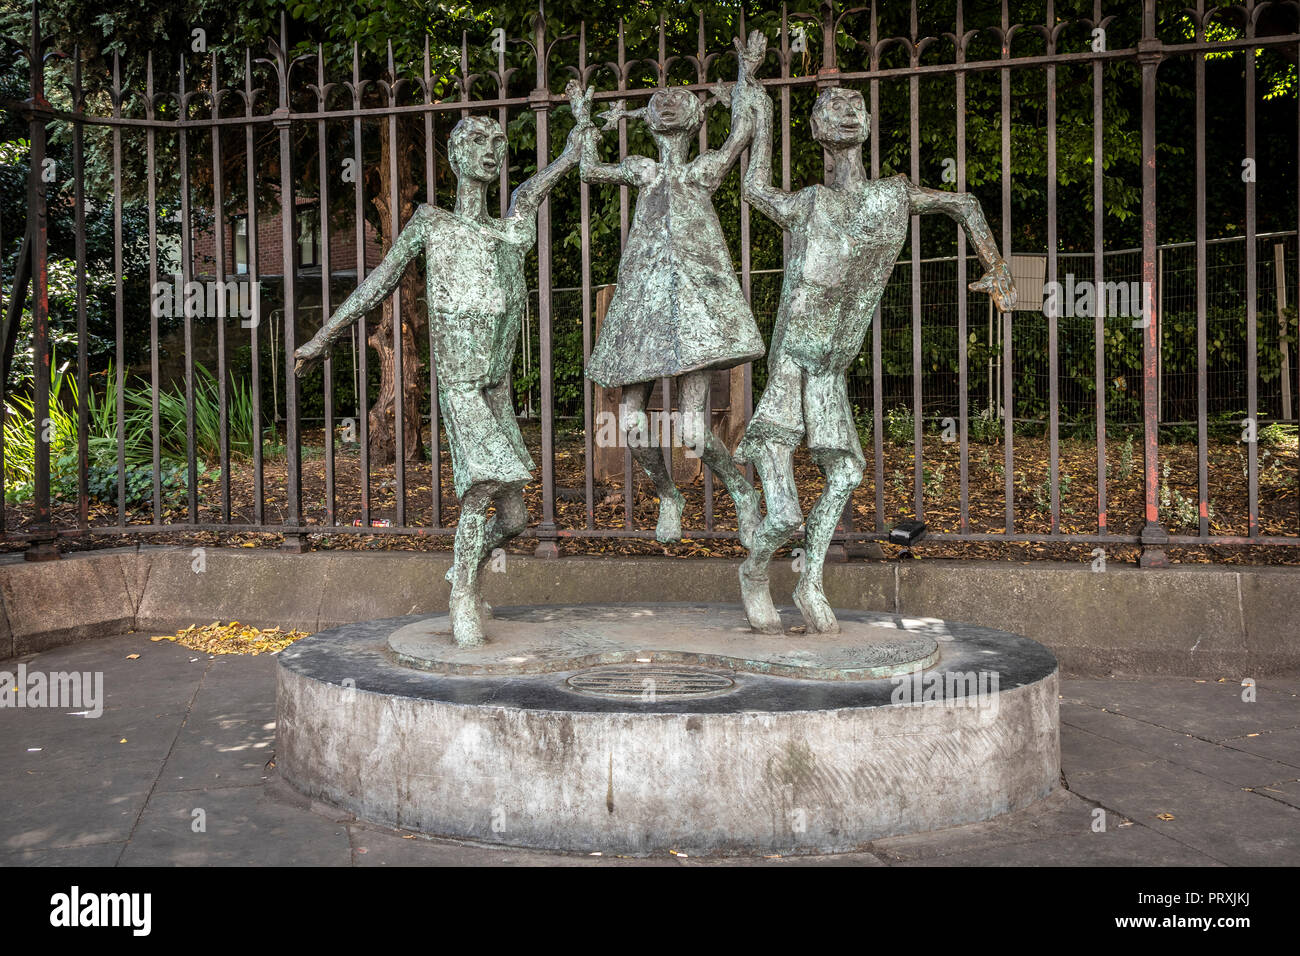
52, 450, 189, 510
5, 359, 257, 505
122, 363, 257, 466
1259, 421, 1298, 446
967, 407, 1001, 444
4, 356, 80, 490
885, 406, 915, 446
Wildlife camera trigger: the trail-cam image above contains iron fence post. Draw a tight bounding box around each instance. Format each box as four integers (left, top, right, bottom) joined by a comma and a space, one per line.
23, 0, 57, 561
1138, 0, 1169, 567
532, 3, 559, 558
273, 14, 307, 553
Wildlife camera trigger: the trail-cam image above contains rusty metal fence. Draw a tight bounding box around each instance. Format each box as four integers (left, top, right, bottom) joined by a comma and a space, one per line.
3, 0, 1299, 564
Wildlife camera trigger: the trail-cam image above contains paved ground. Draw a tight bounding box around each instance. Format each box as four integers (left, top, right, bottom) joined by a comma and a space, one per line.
2, 633, 1297, 866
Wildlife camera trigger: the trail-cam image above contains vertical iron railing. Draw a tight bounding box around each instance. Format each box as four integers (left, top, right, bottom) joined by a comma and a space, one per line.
2, 0, 1298, 560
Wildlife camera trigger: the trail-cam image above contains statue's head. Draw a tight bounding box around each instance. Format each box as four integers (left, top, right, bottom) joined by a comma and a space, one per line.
449, 115, 506, 183
645, 86, 704, 135
811, 87, 868, 148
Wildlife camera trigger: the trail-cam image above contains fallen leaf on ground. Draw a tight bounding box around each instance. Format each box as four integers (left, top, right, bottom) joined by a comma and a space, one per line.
149, 621, 311, 656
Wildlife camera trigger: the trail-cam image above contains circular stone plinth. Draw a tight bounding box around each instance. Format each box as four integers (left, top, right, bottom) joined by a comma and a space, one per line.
389, 604, 939, 681
276, 603, 1059, 856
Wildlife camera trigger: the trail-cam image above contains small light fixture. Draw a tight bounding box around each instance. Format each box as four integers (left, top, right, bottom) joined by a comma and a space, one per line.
889, 520, 927, 559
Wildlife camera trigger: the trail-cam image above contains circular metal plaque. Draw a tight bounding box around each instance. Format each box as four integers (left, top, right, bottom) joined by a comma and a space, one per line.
566, 664, 735, 700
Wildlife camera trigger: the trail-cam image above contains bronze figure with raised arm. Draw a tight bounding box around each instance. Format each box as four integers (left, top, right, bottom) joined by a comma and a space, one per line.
737, 85, 1016, 635
578, 32, 769, 546
293, 81, 595, 647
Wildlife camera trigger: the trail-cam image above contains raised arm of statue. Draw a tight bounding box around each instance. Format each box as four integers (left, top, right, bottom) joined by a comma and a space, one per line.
293, 205, 432, 376
691, 31, 767, 193
906, 181, 1017, 312
741, 89, 804, 230
509, 81, 594, 220
578, 100, 654, 188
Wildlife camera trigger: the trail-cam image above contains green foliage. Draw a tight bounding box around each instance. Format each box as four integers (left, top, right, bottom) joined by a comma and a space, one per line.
923, 462, 946, 499
885, 405, 915, 446
51, 449, 190, 510
131, 363, 257, 467
1259, 421, 1298, 446
81, 361, 257, 471
3, 355, 255, 506
968, 407, 1001, 444
1160, 461, 1211, 530
3, 357, 80, 491
1117, 434, 1136, 482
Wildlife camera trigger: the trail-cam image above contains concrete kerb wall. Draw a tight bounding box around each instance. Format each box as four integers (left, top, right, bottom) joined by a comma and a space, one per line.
0, 545, 1294, 677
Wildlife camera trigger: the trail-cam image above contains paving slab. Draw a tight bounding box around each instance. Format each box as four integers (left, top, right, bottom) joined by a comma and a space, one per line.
1060, 724, 1154, 777
118, 785, 352, 867
1218, 728, 1300, 769
1065, 758, 1300, 866
1246, 777, 1300, 810
0, 844, 126, 866
1060, 703, 1299, 788
345, 824, 684, 867
155, 656, 278, 792
1061, 677, 1300, 742
869, 787, 1096, 862
678, 850, 889, 866
893, 823, 1224, 866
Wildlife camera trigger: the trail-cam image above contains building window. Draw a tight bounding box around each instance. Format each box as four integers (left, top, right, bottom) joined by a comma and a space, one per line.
298, 208, 320, 268
232, 216, 249, 275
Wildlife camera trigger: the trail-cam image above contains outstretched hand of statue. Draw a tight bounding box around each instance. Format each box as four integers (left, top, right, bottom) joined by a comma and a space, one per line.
969, 259, 1017, 313
734, 30, 767, 86
294, 341, 322, 379
565, 80, 595, 135
594, 98, 643, 131
705, 80, 733, 112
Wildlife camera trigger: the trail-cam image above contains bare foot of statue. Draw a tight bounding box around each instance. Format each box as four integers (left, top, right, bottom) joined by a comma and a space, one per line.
793, 579, 840, 634
739, 554, 783, 634
655, 491, 686, 543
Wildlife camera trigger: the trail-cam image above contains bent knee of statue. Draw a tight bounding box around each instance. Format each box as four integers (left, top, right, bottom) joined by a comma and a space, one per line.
680, 408, 711, 453
495, 508, 527, 539
815, 452, 864, 491
767, 500, 803, 538
838, 461, 865, 490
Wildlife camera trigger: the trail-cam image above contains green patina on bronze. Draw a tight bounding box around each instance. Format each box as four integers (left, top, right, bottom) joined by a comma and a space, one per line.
294, 82, 594, 647
737, 85, 1017, 637
292, 34, 1015, 654
385, 604, 940, 681
578, 32, 770, 547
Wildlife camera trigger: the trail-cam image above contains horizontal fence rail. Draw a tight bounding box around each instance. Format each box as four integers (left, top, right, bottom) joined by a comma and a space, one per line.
2, 0, 1299, 565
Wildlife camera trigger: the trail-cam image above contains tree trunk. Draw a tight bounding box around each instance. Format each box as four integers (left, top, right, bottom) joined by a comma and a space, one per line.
367, 117, 427, 465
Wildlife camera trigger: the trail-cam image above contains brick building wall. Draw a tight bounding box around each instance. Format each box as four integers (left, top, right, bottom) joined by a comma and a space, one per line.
192, 204, 384, 279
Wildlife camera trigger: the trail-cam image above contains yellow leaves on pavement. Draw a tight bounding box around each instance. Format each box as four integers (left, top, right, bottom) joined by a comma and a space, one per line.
150, 621, 311, 656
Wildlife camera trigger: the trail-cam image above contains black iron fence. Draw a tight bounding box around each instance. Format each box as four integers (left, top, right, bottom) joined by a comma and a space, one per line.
3, 0, 1299, 563
522, 230, 1300, 427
